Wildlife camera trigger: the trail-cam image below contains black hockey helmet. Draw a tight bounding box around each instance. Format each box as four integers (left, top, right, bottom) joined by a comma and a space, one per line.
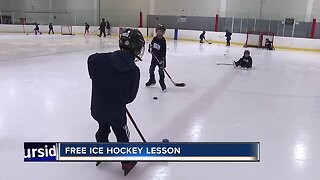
244, 50, 250, 55
119, 28, 145, 61
156, 24, 166, 32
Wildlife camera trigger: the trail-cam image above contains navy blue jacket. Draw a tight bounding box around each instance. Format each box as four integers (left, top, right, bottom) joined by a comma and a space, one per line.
88, 50, 140, 127
100, 21, 106, 29
239, 56, 252, 68
35, 24, 39, 30
151, 36, 166, 63
225, 31, 232, 40
85, 24, 90, 30
199, 32, 205, 40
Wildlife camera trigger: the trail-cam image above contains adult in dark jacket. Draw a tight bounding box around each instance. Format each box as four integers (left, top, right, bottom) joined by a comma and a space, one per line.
88, 29, 145, 175
99, 18, 106, 37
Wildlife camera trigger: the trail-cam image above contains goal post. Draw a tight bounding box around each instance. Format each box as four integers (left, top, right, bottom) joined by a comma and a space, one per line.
61, 26, 73, 35
244, 31, 275, 48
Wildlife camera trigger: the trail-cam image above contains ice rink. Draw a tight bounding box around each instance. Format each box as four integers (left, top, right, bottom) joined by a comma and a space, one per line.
1, 33, 320, 180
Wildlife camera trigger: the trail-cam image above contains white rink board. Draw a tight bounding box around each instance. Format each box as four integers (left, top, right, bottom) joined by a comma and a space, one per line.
1, 24, 319, 50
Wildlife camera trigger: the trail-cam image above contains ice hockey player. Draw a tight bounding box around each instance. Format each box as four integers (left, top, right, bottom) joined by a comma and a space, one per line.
233, 50, 252, 69
87, 29, 145, 176
99, 19, 106, 37
85, 22, 90, 34
145, 24, 167, 92
106, 21, 111, 35
199, 31, 206, 43
225, 29, 232, 46
48, 23, 54, 34
265, 38, 274, 50
34, 22, 42, 35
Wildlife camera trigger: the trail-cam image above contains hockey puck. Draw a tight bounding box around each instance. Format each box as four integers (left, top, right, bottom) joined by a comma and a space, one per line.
153, 97, 158, 100
162, 139, 170, 143
224, 54, 226, 55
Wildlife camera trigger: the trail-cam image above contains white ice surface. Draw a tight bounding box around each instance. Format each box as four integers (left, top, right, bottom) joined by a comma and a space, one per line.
0, 33, 320, 180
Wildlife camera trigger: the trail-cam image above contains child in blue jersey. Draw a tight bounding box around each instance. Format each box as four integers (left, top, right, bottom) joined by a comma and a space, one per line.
146, 24, 167, 91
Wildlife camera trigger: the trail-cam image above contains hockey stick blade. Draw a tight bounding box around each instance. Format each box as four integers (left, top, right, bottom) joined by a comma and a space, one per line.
217, 63, 233, 65
163, 69, 186, 87
96, 161, 102, 166
151, 52, 186, 88
174, 82, 186, 87
123, 162, 138, 176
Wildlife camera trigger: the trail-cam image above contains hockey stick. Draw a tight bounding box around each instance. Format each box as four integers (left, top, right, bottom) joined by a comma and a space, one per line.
126, 108, 147, 142
217, 63, 233, 65
92, 28, 100, 33
126, 108, 170, 142
96, 108, 145, 175
96, 108, 146, 167
90, 29, 100, 36
125, 108, 173, 176
205, 39, 212, 44
151, 52, 186, 87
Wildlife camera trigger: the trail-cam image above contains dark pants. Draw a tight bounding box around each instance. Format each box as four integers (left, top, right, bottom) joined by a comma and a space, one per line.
95, 122, 130, 165
34, 29, 41, 35
235, 59, 250, 68
100, 30, 106, 37
85, 29, 89, 34
95, 123, 129, 143
266, 44, 273, 50
149, 59, 165, 85
49, 29, 54, 34
226, 39, 231, 46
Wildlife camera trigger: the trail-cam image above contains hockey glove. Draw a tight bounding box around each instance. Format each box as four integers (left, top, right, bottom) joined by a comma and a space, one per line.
159, 59, 166, 69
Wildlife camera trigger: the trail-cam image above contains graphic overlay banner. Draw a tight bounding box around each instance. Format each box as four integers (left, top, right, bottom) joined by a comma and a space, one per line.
24, 142, 260, 162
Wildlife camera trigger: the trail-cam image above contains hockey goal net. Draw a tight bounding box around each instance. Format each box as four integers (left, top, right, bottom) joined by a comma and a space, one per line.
61, 26, 73, 35
244, 31, 275, 48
